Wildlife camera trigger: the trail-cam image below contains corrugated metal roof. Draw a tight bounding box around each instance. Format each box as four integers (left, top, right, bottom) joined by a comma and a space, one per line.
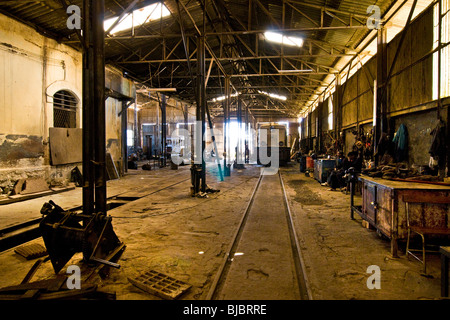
0, 0, 404, 117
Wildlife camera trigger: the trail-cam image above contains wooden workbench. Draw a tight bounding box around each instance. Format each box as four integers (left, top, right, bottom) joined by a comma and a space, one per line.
354, 175, 450, 257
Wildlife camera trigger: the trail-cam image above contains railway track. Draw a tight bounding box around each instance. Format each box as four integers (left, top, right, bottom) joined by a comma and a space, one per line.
0, 177, 191, 253
206, 169, 312, 300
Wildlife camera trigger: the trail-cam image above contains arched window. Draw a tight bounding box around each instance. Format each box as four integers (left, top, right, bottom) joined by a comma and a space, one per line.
53, 90, 77, 128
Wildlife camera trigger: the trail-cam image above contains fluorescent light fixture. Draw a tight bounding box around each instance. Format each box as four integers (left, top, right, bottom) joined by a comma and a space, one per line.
104, 3, 170, 34
211, 92, 239, 102
264, 31, 303, 47
278, 69, 312, 73
137, 88, 177, 94
258, 90, 287, 101
148, 88, 177, 92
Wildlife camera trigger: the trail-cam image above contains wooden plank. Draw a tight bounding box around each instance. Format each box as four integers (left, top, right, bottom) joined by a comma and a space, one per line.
359, 176, 450, 190
402, 193, 450, 204
106, 153, 119, 180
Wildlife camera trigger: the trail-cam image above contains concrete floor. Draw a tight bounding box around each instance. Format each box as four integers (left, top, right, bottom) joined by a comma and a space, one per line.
0, 163, 445, 300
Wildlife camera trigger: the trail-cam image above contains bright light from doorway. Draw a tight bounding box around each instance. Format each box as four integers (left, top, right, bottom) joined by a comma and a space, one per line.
127, 129, 134, 147
264, 31, 303, 47
104, 3, 170, 34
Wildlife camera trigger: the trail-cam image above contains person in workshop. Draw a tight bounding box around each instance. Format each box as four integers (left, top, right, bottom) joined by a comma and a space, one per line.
323, 151, 362, 191
335, 150, 345, 168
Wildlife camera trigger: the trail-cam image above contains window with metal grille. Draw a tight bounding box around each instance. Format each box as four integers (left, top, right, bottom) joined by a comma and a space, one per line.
53, 90, 77, 128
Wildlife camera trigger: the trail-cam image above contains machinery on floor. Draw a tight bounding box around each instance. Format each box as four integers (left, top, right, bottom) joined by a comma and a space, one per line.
39, 200, 125, 274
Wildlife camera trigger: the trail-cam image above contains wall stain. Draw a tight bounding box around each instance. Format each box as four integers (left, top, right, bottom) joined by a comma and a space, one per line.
0, 135, 44, 162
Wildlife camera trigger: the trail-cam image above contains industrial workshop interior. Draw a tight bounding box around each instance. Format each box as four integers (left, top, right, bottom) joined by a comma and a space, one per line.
0, 0, 450, 309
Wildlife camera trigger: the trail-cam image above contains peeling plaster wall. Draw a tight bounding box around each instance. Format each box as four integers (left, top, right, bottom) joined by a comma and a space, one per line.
0, 14, 134, 188
0, 13, 82, 188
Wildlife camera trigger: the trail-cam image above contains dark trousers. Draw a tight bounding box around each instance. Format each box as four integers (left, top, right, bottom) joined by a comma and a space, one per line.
327, 169, 345, 189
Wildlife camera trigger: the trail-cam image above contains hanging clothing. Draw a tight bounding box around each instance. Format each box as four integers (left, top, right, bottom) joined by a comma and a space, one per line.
429, 120, 446, 166
392, 124, 408, 163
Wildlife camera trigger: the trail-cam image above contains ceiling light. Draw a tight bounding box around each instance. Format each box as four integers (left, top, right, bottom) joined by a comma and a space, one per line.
277, 69, 312, 73
258, 90, 287, 101
264, 31, 303, 47
211, 92, 239, 102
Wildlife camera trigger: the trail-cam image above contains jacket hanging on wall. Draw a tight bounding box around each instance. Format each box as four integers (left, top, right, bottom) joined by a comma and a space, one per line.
392, 123, 408, 163
429, 119, 446, 167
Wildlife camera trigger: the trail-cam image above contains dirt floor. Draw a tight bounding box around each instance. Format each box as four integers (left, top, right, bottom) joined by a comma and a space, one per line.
282, 166, 444, 300
0, 162, 446, 300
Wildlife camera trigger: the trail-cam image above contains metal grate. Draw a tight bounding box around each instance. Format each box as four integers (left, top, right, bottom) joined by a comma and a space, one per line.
53, 90, 77, 128
14, 243, 48, 260
128, 270, 191, 300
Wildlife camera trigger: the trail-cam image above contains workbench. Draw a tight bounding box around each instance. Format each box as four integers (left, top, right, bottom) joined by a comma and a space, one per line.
351, 176, 450, 257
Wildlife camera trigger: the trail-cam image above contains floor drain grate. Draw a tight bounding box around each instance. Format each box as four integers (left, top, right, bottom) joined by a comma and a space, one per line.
128, 270, 191, 300
14, 243, 48, 260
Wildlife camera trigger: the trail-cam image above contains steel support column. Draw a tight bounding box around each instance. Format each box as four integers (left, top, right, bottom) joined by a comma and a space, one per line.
121, 101, 128, 174
200, 36, 206, 193
317, 97, 323, 153
223, 76, 231, 176
234, 98, 245, 169
82, 0, 94, 215
192, 34, 207, 194
333, 74, 341, 145
375, 27, 387, 166
160, 94, 167, 167
82, 0, 106, 215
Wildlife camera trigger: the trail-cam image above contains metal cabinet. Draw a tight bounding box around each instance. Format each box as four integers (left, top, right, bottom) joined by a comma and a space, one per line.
313, 159, 336, 183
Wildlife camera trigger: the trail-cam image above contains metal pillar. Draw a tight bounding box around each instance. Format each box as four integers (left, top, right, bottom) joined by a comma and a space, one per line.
374, 27, 387, 165
223, 76, 231, 176
199, 36, 206, 193
191, 35, 206, 195
160, 94, 167, 167
245, 103, 249, 164
82, 0, 106, 215
234, 98, 245, 169
333, 75, 341, 146
82, 0, 94, 215
317, 97, 323, 153
121, 101, 128, 174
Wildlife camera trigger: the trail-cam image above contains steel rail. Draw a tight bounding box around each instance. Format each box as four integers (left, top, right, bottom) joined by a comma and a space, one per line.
278, 170, 313, 300
205, 171, 263, 300
206, 168, 312, 300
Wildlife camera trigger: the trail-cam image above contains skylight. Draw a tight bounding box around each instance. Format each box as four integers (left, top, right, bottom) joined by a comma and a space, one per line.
104, 3, 170, 34
264, 31, 303, 47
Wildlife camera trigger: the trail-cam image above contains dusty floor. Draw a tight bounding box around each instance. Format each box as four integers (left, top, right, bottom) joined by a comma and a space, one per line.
0, 163, 446, 300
